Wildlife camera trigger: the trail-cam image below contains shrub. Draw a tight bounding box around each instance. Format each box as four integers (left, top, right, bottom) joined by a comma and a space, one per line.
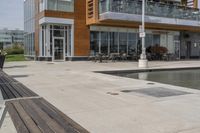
4, 44, 24, 55
150, 45, 168, 54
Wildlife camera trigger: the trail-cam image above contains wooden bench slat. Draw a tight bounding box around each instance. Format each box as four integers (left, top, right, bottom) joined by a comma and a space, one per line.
12, 83, 28, 97
12, 101, 42, 133
26, 99, 67, 133
37, 98, 89, 133
5, 83, 21, 98
10, 83, 29, 97
6, 102, 29, 133
0, 84, 15, 99
19, 99, 55, 133
15, 83, 38, 97
0, 78, 4, 84
33, 99, 77, 133
0, 84, 9, 99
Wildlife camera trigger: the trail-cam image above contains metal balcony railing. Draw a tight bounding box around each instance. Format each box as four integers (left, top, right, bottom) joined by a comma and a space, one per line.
99, 0, 200, 21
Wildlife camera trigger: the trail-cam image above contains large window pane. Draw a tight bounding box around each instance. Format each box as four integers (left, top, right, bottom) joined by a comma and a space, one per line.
110, 32, 118, 53
153, 34, 160, 46
48, 0, 57, 10
90, 31, 99, 55
145, 34, 153, 48
47, 0, 74, 12
119, 32, 127, 54
128, 33, 137, 55
101, 32, 108, 55
58, 0, 74, 12
53, 30, 64, 37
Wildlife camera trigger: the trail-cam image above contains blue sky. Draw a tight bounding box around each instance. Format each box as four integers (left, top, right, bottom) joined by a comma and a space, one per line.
0, 0, 24, 30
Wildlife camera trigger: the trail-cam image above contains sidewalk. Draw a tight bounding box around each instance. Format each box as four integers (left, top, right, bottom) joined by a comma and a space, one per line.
2, 60, 200, 133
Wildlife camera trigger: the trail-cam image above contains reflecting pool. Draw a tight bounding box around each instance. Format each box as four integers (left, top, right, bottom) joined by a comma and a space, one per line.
117, 69, 200, 90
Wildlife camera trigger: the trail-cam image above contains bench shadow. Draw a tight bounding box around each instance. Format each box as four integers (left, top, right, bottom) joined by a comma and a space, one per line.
4, 65, 28, 69
10, 75, 29, 78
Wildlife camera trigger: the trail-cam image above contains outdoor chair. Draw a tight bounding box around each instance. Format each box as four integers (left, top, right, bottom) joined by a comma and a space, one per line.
109, 53, 120, 62
94, 53, 108, 63
120, 53, 128, 61
88, 51, 96, 61
131, 52, 138, 61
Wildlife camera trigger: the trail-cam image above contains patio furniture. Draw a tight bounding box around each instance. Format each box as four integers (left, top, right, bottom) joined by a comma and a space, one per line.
6, 98, 89, 133
120, 53, 128, 61
93, 53, 108, 63
109, 53, 120, 62
88, 51, 97, 61
131, 52, 139, 61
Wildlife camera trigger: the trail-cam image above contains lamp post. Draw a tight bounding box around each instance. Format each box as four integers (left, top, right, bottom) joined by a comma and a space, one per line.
138, 0, 148, 68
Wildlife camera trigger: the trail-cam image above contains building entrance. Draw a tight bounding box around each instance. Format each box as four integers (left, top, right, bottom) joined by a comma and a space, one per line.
53, 37, 65, 61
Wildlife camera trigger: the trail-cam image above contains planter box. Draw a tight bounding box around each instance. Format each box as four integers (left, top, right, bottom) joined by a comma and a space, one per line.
0, 55, 5, 69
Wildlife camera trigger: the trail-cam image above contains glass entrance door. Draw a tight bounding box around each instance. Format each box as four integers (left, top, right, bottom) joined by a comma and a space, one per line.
53, 38, 64, 61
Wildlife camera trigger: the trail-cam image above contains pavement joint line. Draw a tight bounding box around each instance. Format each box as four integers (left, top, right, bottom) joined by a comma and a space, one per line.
4, 96, 42, 102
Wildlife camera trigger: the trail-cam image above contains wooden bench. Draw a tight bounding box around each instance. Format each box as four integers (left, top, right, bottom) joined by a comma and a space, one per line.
0, 71, 89, 133
0, 72, 18, 84
6, 98, 89, 133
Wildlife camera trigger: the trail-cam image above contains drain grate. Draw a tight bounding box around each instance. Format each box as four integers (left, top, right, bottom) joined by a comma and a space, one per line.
121, 87, 191, 98
147, 82, 155, 85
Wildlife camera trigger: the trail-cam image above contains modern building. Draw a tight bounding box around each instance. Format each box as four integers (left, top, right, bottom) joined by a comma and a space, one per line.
0, 28, 24, 49
24, 0, 200, 61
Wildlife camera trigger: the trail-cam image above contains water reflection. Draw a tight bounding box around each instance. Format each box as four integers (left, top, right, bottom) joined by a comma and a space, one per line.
125, 69, 200, 90
138, 72, 148, 80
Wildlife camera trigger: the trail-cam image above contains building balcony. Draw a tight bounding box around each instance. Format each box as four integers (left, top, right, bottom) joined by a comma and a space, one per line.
99, 0, 200, 27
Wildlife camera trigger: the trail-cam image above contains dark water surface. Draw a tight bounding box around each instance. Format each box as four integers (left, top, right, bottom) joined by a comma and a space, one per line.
117, 69, 200, 90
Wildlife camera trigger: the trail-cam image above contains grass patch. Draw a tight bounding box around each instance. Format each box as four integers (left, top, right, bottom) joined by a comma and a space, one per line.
5, 54, 26, 62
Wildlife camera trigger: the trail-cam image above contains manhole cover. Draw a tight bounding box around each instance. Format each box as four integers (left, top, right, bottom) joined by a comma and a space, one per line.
107, 92, 119, 95
147, 82, 155, 85
47, 63, 54, 64
121, 87, 191, 98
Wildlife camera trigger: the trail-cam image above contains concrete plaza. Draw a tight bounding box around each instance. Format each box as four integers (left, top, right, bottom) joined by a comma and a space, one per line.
2, 60, 200, 133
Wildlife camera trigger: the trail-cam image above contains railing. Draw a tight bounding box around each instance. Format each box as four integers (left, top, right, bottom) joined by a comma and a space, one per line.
99, 0, 200, 21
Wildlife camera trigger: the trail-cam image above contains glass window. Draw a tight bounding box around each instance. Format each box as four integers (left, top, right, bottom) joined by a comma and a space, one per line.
90, 31, 99, 56
101, 32, 108, 55
128, 33, 137, 55
110, 32, 118, 53
153, 34, 160, 46
145, 34, 153, 48
58, 0, 74, 12
47, 0, 74, 12
53, 30, 64, 37
119, 32, 127, 54
48, 0, 57, 10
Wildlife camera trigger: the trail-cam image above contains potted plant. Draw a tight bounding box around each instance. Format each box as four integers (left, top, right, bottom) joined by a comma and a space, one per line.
150, 44, 168, 60
0, 50, 7, 69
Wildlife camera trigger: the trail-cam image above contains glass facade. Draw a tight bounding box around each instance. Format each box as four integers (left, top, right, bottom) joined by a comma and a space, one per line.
90, 31, 138, 56
90, 28, 180, 59
24, 0, 35, 56
99, 0, 200, 21
24, 33, 35, 56
40, 0, 75, 12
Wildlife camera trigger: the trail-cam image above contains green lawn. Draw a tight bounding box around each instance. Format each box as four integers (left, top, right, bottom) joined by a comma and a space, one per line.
5, 54, 26, 62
